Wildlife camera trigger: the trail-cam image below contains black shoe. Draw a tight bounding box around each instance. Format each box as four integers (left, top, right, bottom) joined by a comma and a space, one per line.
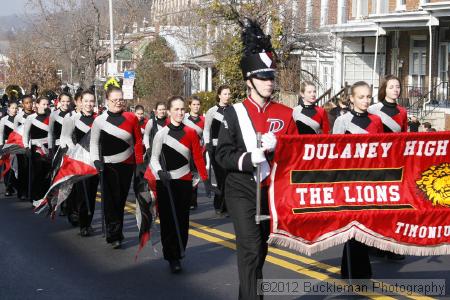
80, 226, 93, 237
387, 252, 405, 260
20, 195, 27, 201
5, 191, 12, 197
169, 260, 182, 273
68, 214, 79, 227
111, 240, 122, 249
371, 248, 387, 258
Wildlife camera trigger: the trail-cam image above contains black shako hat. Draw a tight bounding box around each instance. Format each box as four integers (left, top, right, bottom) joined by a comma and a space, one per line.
240, 18, 276, 80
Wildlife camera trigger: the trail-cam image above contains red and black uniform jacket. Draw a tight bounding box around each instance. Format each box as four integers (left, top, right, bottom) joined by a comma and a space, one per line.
150, 122, 207, 181
216, 97, 297, 195
368, 99, 408, 133
332, 110, 384, 134
293, 99, 330, 134
90, 111, 143, 165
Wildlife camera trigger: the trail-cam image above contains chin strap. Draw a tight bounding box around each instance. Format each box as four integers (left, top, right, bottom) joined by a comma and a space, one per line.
249, 78, 271, 103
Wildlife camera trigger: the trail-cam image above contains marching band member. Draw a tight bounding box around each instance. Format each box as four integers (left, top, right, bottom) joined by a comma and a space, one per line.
293, 81, 330, 134
48, 92, 73, 157
150, 96, 209, 273
59, 93, 82, 222
61, 90, 98, 236
15, 95, 34, 201
90, 86, 144, 248
143, 102, 169, 156
368, 75, 407, 260
204, 85, 231, 215
215, 19, 297, 299
23, 96, 51, 202
333, 81, 383, 279
0, 101, 19, 196
369, 75, 408, 133
183, 96, 205, 210
134, 105, 148, 136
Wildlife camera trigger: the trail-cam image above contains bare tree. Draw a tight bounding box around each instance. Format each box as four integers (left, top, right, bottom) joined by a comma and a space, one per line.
23, 0, 153, 88
197, 0, 335, 97
6, 31, 61, 92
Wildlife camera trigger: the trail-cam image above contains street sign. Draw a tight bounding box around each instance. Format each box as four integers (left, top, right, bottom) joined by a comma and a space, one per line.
124, 70, 135, 79
122, 78, 135, 86
122, 85, 134, 100
107, 63, 118, 75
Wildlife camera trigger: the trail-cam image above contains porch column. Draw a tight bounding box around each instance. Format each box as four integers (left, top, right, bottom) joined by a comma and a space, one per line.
207, 67, 213, 92
199, 68, 206, 91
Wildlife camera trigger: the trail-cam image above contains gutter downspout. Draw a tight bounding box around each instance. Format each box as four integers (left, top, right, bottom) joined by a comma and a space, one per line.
424, 16, 439, 110
372, 25, 385, 102
372, 25, 380, 102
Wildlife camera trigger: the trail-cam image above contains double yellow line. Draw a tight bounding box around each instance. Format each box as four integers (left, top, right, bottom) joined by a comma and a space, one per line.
100, 197, 434, 299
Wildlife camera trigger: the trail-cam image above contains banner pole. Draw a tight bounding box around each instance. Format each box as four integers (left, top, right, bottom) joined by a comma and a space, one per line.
255, 132, 262, 225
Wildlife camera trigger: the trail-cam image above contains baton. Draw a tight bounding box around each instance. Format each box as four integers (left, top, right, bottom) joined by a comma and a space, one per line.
99, 170, 106, 236
27, 141, 32, 201
160, 151, 185, 258
98, 139, 105, 236
255, 132, 270, 224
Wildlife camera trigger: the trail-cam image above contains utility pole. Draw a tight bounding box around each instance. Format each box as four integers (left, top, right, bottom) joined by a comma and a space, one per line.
108, 0, 116, 75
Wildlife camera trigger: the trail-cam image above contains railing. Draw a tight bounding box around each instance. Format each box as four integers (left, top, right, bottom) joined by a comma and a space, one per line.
398, 85, 428, 108
406, 82, 449, 119
331, 85, 349, 104
316, 88, 332, 106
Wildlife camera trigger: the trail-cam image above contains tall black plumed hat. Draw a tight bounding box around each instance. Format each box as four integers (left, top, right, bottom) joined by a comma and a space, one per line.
30, 84, 39, 98
240, 18, 276, 80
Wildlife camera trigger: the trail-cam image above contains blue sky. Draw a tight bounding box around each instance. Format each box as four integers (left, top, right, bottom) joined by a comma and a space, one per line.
0, 0, 30, 16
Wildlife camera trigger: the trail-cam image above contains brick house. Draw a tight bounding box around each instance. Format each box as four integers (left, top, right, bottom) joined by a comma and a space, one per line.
299, 0, 450, 109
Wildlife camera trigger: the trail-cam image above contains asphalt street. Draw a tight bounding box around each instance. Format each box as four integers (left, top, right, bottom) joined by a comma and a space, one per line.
0, 183, 449, 300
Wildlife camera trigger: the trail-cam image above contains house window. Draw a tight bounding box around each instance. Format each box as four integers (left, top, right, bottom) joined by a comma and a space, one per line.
352, 0, 368, 19
373, 0, 388, 14
410, 37, 427, 88
302, 61, 318, 82
438, 43, 448, 83
320, 0, 329, 26
344, 54, 384, 85
396, 0, 406, 11
337, 0, 347, 24
306, 0, 313, 29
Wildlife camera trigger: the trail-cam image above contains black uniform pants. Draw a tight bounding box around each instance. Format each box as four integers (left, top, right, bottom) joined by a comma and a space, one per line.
226, 184, 270, 300
76, 175, 99, 229
102, 163, 134, 243
30, 151, 51, 201
65, 186, 79, 224
211, 147, 227, 211
3, 168, 17, 194
340, 239, 372, 279
157, 180, 192, 261
16, 154, 29, 199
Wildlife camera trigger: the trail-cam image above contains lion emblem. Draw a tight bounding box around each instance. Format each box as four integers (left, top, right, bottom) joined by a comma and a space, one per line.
416, 163, 450, 207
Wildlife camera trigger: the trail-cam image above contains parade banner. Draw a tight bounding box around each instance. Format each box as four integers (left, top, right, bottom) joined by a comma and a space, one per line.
268, 132, 450, 256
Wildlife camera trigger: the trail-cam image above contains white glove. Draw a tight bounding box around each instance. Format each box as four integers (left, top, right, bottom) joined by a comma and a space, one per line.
261, 132, 277, 152
251, 148, 266, 167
